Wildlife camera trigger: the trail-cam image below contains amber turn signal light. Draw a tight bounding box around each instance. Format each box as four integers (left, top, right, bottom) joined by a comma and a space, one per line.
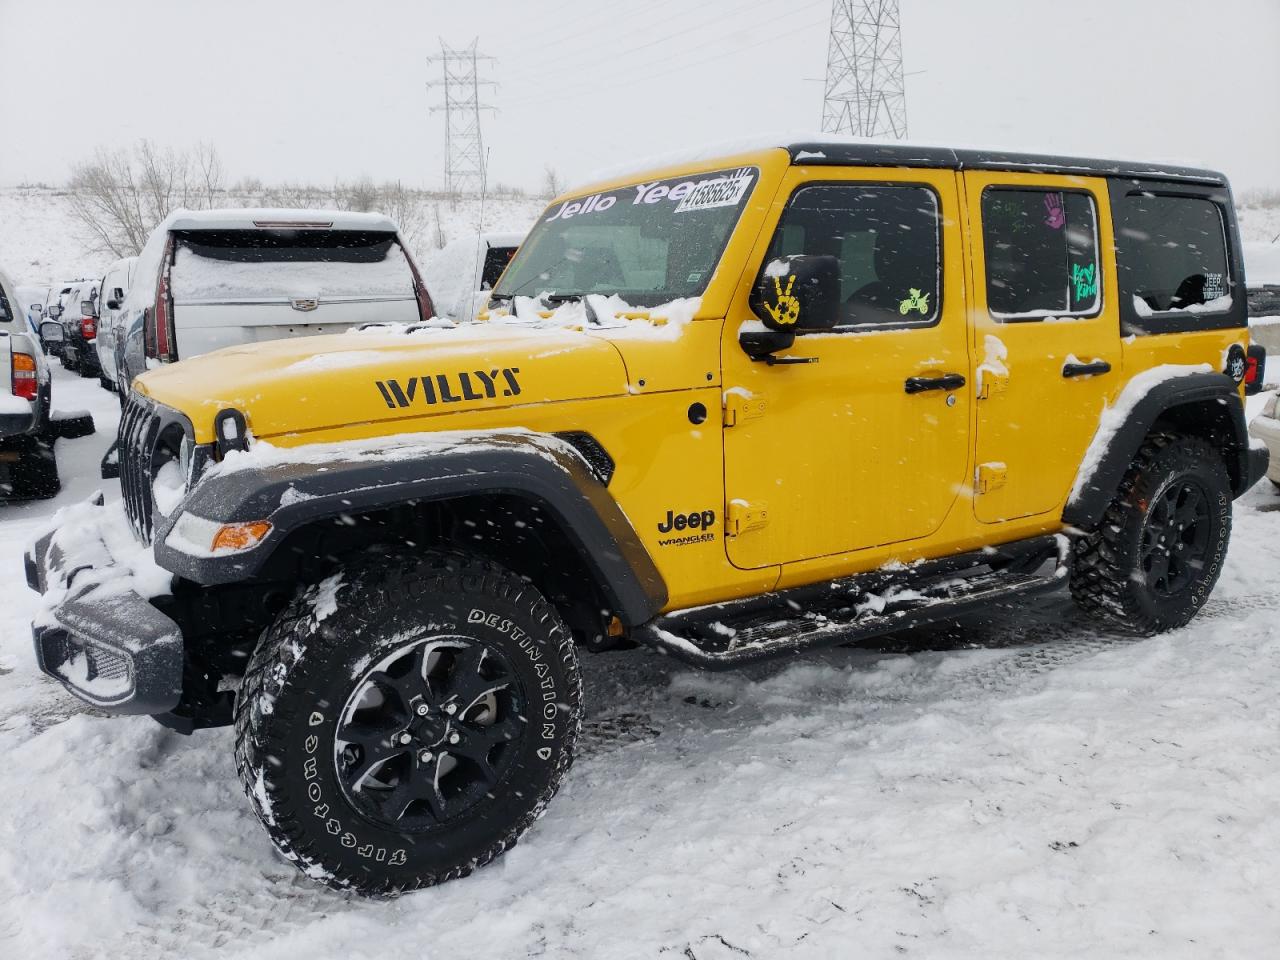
211, 520, 273, 552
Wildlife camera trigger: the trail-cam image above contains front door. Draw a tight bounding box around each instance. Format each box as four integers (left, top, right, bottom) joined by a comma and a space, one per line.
962, 172, 1120, 523
722, 167, 971, 570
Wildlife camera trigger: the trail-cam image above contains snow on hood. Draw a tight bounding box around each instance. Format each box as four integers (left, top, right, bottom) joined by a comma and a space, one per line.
136, 296, 702, 443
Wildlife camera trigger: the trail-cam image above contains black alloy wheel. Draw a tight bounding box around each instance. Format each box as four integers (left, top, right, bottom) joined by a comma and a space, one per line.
335, 636, 526, 832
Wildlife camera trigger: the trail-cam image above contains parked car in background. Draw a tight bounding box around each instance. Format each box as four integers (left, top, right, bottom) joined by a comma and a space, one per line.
421, 231, 523, 320
0, 265, 94, 498
57, 278, 100, 377
95, 256, 137, 392
115, 209, 435, 392
16, 285, 49, 336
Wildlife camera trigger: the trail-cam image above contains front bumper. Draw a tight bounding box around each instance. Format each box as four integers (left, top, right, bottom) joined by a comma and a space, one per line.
1248, 414, 1280, 485
27, 498, 182, 715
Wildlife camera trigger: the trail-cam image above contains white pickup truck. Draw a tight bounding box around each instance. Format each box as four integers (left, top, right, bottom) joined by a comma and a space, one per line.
1, 265, 94, 498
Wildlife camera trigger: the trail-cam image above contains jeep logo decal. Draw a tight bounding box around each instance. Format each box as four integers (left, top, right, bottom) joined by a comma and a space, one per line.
375, 368, 522, 409
657, 509, 716, 533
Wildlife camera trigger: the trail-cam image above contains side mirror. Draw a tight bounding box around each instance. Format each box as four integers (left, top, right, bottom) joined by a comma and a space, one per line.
751, 255, 841, 332
39, 320, 64, 343
80, 300, 98, 317
46, 304, 63, 320
101, 439, 121, 478
30, 302, 42, 313
50, 410, 95, 440
106, 298, 121, 311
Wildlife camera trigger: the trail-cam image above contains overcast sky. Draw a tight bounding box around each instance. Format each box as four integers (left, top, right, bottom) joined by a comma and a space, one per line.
1, 0, 1277, 192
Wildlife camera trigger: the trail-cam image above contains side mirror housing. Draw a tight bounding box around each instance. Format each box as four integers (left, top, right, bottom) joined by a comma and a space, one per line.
106, 298, 121, 311
46, 304, 63, 320
51, 410, 95, 440
30, 302, 42, 313
750, 255, 842, 332
39, 320, 64, 343
80, 300, 98, 317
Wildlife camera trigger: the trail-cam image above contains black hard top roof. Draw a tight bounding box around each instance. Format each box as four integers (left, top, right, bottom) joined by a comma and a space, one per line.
785, 141, 1227, 187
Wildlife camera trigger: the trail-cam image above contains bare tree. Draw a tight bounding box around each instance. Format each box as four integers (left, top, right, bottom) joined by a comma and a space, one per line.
376, 181, 427, 250
541, 165, 564, 200
68, 141, 225, 258
431, 202, 448, 250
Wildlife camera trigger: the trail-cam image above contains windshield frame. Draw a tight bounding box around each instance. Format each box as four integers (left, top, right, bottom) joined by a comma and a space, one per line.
492, 165, 760, 309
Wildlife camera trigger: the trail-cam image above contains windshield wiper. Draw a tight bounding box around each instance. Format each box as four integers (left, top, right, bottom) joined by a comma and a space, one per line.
542, 292, 583, 303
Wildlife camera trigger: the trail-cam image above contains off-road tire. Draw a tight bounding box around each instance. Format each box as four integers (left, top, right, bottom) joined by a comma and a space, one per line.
98, 373, 113, 391
11, 439, 60, 499
233, 550, 583, 895
1070, 433, 1231, 635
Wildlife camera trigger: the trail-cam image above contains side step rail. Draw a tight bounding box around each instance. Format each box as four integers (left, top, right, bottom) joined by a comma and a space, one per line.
638, 536, 1068, 670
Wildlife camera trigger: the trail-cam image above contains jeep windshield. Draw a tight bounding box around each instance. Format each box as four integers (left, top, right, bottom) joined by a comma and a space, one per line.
492, 166, 758, 308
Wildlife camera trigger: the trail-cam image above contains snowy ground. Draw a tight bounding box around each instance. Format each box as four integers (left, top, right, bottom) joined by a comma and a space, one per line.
1, 364, 1278, 958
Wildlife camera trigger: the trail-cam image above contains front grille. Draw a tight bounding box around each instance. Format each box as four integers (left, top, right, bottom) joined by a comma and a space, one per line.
119, 392, 161, 543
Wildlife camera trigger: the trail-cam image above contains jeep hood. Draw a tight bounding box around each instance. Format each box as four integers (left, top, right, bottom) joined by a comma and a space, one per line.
134, 325, 629, 443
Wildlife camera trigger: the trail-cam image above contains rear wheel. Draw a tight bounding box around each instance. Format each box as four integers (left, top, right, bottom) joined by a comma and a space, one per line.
234, 550, 582, 895
1070, 433, 1231, 635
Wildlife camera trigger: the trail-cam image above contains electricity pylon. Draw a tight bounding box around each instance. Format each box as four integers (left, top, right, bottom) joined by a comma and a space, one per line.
821, 1, 908, 139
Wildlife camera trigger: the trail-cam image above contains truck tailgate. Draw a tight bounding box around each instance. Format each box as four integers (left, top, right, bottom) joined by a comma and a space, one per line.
172, 297, 420, 359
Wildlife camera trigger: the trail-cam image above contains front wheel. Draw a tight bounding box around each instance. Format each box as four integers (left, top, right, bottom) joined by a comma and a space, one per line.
1070, 433, 1231, 635
234, 551, 583, 895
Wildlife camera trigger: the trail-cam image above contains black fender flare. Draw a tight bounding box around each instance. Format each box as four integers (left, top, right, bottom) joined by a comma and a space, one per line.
1063, 371, 1261, 530
154, 432, 668, 626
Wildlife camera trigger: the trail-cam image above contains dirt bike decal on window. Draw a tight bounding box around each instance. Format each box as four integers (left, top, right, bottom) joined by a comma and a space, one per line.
899, 288, 930, 316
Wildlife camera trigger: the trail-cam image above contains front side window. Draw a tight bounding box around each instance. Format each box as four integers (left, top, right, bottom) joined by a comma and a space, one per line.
493, 166, 758, 307
763, 183, 941, 327
982, 188, 1100, 320
1118, 194, 1230, 316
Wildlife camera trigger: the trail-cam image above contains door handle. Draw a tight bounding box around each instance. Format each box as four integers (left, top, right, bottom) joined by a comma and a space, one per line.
904, 373, 966, 394
1062, 359, 1112, 378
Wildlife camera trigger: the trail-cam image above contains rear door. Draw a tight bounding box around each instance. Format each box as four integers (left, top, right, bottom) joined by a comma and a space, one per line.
963, 172, 1120, 522
722, 167, 971, 569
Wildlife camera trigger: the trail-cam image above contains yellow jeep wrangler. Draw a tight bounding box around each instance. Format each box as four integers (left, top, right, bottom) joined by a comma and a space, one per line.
27, 140, 1267, 894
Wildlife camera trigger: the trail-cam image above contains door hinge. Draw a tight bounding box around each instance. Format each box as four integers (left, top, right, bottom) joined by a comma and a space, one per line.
723, 392, 767, 427
976, 369, 1009, 400
975, 462, 1008, 495
726, 499, 769, 536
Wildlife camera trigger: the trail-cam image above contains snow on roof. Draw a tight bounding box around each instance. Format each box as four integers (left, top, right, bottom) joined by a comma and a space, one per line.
160, 207, 400, 233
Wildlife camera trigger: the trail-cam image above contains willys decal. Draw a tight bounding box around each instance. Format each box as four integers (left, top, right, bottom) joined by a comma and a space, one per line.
375, 368, 522, 409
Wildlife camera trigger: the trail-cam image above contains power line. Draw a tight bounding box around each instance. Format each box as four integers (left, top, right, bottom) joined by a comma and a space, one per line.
426, 39, 496, 199
822, 0, 908, 139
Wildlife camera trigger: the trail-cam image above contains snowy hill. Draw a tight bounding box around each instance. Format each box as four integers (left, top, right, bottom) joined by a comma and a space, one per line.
0, 186, 547, 289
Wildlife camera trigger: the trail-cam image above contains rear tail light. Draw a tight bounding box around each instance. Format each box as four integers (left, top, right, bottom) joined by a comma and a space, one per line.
401, 244, 436, 322
80, 316, 96, 340
154, 262, 176, 362
11, 351, 37, 401
1246, 344, 1267, 396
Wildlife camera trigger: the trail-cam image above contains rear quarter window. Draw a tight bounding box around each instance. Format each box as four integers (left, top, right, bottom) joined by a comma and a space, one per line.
1110, 181, 1244, 335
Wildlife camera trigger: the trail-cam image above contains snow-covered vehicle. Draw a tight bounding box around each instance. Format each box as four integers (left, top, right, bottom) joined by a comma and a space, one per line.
0, 266, 94, 498
56, 278, 101, 377
112, 209, 436, 393
25, 141, 1268, 894
421, 231, 523, 320
93, 256, 137, 392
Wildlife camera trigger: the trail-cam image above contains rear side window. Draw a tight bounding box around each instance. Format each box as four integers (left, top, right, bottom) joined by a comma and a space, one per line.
1118, 194, 1229, 316
981, 188, 1100, 320
170, 230, 414, 301
764, 183, 941, 328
